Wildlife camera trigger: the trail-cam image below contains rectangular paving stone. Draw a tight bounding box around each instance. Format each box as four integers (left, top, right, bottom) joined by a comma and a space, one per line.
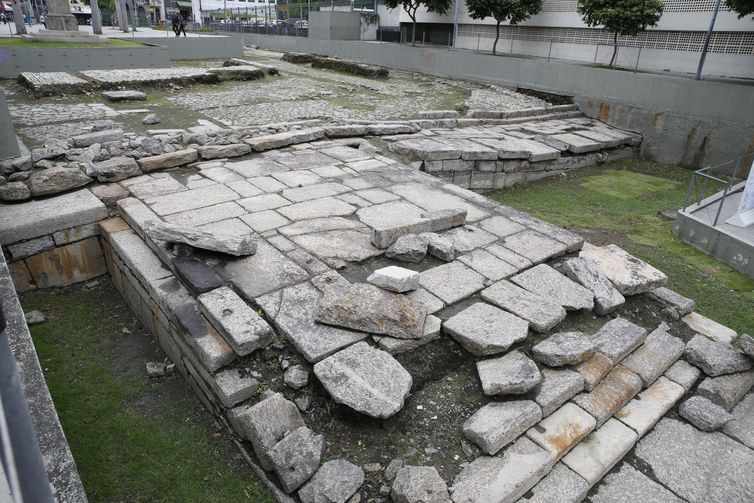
544, 133, 603, 153
500, 229, 567, 265
405, 288, 444, 315
52, 222, 99, 246
663, 360, 702, 391
245, 128, 325, 151
281, 182, 350, 203
247, 176, 288, 193
389, 137, 463, 160
681, 311, 737, 343
117, 197, 159, 239
477, 216, 526, 238
591, 317, 648, 362
531, 368, 585, 417
419, 261, 486, 304
451, 436, 555, 503
526, 402, 596, 459
562, 418, 638, 485
621, 324, 684, 387
580, 243, 667, 296
647, 287, 695, 318
278, 197, 357, 221
443, 225, 498, 253
106, 228, 172, 286
525, 463, 589, 503
723, 392, 754, 449
614, 376, 684, 436
0, 189, 107, 245
457, 248, 518, 281
172, 300, 236, 372
697, 370, 754, 411
225, 157, 289, 178
8, 235, 54, 261
127, 176, 187, 200
572, 365, 643, 427
588, 463, 684, 503
388, 182, 489, 222
145, 184, 238, 216
211, 368, 259, 408
511, 264, 594, 311
463, 400, 542, 455
198, 286, 274, 356
485, 244, 532, 271
163, 201, 246, 227
272, 170, 323, 188
357, 200, 432, 248
481, 280, 566, 333
256, 282, 368, 363
237, 193, 290, 213
240, 210, 290, 233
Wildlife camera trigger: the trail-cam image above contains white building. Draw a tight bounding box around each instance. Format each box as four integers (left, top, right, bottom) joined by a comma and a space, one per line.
187, 0, 277, 24
383, 0, 754, 79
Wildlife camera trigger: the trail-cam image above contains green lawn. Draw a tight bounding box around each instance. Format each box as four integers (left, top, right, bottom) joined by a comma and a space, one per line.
489, 159, 754, 337
21, 282, 273, 503
0, 38, 145, 48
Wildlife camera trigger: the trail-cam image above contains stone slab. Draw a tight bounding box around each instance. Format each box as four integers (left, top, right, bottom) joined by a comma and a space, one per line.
524, 463, 589, 503
145, 184, 238, 216
526, 402, 596, 459
561, 418, 638, 485
444, 302, 529, 357
372, 315, 441, 355
615, 376, 685, 435
579, 244, 667, 296
588, 464, 684, 503
723, 392, 754, 449
463, 400, 542, 455
572, 365, 643, 427
419, 262, 486, 305
531, 368, 585, 417
591, 318, 648, 362
575, 352, 615, 392
477, 350, 541, 396
481, 280, 566, 333
500, 230, 567, 265
682, 312, 737, 343
560, 257, 624, 315
664, 360, 702, 391
532, 332, 596, 367
697, 370, 754, 411
685, 334, 752, 377
457, 248, 518, 281
621, 324, 685, 386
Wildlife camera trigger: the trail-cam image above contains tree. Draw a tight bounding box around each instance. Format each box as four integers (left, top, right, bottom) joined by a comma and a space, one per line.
465, 0, 543, 56
577, 0, 664, 67
384, 0, 452, 46
10, 0, 27, 35
726, 0, 754, 18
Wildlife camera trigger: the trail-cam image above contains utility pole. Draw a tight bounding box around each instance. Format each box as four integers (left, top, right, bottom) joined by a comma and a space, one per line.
695, 0, 722, 80
452, 0, 459, 48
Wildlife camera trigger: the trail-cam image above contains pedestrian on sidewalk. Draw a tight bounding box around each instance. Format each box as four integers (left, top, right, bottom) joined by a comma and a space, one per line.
39, 12, 46, 28
177, 13, 186, 37
171, 13, 180, 36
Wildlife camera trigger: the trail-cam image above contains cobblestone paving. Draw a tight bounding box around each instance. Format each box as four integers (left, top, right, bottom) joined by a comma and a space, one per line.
7, 103, 119, 126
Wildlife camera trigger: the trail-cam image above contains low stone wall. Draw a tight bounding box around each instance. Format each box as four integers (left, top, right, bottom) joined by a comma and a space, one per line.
0, 44, 171, 80
128, 36, 244, 61
0, 189, 109, 291
0, 253, 87, 501
282, 52, 389, 79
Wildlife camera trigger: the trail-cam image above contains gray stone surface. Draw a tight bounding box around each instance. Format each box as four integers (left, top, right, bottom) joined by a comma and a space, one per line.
391, 466, 451, 503
367, 266, 420, 293
477, 216, 526, 239
589, 464, 684, 503
635, 418, 754, 503
443, 302, 529, 357
614, 376, 684, 436
457, 248, 517, 281
573, 366, 643, 427
500, 229, 567, 265
0, 181, 30, 201
419, 262, 486, 305
621, 323, 685, 386
91, 157, 142, 184
198, 287, 275, 356
685, 334, 752, 377
71, 128, 124, 147
450, 437, 555, 503
560, 257, 624, 315
532, 332, 596, 367
291, 229, 383, 268
580, 243, 667, 295
591, 318, 648, 362
145, 183, 236, 216
357, 201, 432, 249
147, 221, 257, 256
386, 234, 428, 262
228, 392, 305, 471
481, 280, 566, 333
373, 315, 441, 355
8, 235, 54, 261
171, 301, 236, 373
648, 287, 695, 318
532, 368, 585, 417
284, 364, 310, 390
511, 264, 594, 311
24, 310, 46, 325
664, 360, 702, 390
29, 167, 92, 197
443, 225, 498, 253
697, 370, 754, 411
257, 281, 367, 363
477, 350, 542, 396
561, 418, 637, 485
313, 342, 412, 418
526, 402, 596, 461
102, 90, 147, 101
422, 233, 455, 261
211, 368, 259, 407
267, 426, 324, 493
138, 149, 198, 173
278, 197, 356, 221
681, 312, 737, 344
316, 283, 427, 339
679, 395, 733, 431
739, 334, 754, 360
198, 143, 252, 160
463, 400, 542, 455
525, 463, 588, 503
298, 459, 365, 503
723, 392, 754, 449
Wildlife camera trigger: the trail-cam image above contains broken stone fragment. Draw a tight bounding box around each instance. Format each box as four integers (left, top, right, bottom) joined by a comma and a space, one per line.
298, 458, 365, 503
315, 283, 427, 339
647, 287, 695, 319
476, 350, 541, 396
146, 221, 257, 256
142, 113, 160, 125
0, 181, 31, 202
463, 400, 542, 455
29, 166, 92, 197
532, 332, 596, 367
443, 302, 528, 357
284, 365, 310, 390
419, 232, 455, 262
560, 256, 624, 315
391, 466, 451, 503
685, 334, 752, 377
367, 265, 420, 293
89, 156, 141, 183
267, 426, 324, 493
678, 395, 733, 431
386, 234, 428, 263
313, 342, 412, 419
24, 310, 46, 325
145, 362, 167, 377
738, 334, 754, 360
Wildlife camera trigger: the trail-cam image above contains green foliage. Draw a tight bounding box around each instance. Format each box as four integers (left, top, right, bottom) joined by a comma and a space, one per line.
726, 0, 754, 18
577, 0, 664, 37
465, 0, 543, 54
384, 0, 452, 44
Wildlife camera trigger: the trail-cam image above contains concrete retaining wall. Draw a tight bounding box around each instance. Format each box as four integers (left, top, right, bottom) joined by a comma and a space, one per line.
0, 44, 171, 79
309, 12, 361, 41
241, 35, 754, 168
0, 93, 20, 161
131, 36, 244, 60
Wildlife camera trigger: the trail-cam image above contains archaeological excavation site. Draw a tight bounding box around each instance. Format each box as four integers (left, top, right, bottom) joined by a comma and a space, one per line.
1, 18, 753, 503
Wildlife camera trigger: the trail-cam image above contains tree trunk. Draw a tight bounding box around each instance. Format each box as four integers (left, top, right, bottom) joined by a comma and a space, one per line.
90, 0, 103, 35
129, 0, 138, 32
610, 32, 618, 67
492, 20, 501, 55
11, 0, 27, 34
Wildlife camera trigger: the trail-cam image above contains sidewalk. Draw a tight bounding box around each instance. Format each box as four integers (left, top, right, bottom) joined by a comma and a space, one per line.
0, 23, 221, 38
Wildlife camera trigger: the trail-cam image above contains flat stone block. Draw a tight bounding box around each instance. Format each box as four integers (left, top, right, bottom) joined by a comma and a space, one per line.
357, 200, 432, 249
560, 257, 624, 315
575, 352, 615, 392
23, 236, 106, 288
532, 332, 596, 367
477, 350, 541, 396
8, 235, 54, 261
267, 426, 324, 493
457, 248, 518, 281
532, 368, 585, 417
679, 395, 733, 432
477, 216, 526, 238
444, 302, 529, 357
388, 182, 489, 222
145, 184, 238, 216
622, 323, 685, 386
419, 261, 486, 305
573, 365, 643, 427
481, 280, 566, 333
591, 317, 648, 362
211, 368, 259, 408
664, 360, 701, 390
723, 392, 754, 448
685, 334, 752, 377
615, 376, 684, 435
588, 464, 684, 503
278, 197, 356, 221
198, 286, 274, 356
500, 229, 567, 265
137, 149, 198, 172
463, 400, 542, 455
580, 243, 667, 296
697, 370, 754, 411
682, 312, 737, 343
561, 418, 637, 485
172, 301, 236, 373
526, 402, 596, 459
298, 458, 364, 503
647, 287, 695, 318
373, 315, 441, 355
525, 463, 589, 503
512, 263, 595, 311
443, 225, 498, 253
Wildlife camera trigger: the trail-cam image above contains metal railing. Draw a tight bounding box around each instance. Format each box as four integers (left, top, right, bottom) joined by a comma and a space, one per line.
682, 156, 748, 226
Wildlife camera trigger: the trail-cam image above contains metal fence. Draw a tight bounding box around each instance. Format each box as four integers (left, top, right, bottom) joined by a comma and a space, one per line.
683, 156, 749, 226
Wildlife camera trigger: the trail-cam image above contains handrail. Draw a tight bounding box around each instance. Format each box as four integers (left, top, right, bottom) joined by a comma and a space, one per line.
682, 155, 747, 226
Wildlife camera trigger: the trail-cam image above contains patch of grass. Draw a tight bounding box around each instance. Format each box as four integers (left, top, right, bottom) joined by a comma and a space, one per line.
489, 158, 754, 336
21, 281, 273, 503
0, 37, 145, 48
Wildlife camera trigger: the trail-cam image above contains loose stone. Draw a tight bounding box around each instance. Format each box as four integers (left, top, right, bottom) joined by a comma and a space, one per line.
614, 376, 685, 435
579, 243, 667, 295
590, 317, 648, 362
384, 458, 403, 481
386, 234, 428, 263
681, 312, 737, 343
481, 280, 566, 333
391, 466, 451, 503
511, 264, 594, 311
29, 167, 92, 197
142, 113, 160, 125
298, 459, 365, 503
24, 310, 46, 325
463, 400, 542, 455
267, 426, 324, 493
367, 266, 420, 293
678, 395, 733, 431
102, 90, 147, 101
664, 360, 702, 390
147, 221, 257, 256
685, 334, 752, 377
420, 232, 455, 262
284, 365, 310, 390
621, 323, 685, 386
0, 181, 31, 201
476, 350, 541, 396
532, 332, 596, 367
696, 370, 754, 410
443, 302, 529, 357
738, 333, 754, 360
531, 368, 585, 417
145, 362, 167, 377
89, 156, 141, 183
647, 286, 695, 319
560, 257, 624, 315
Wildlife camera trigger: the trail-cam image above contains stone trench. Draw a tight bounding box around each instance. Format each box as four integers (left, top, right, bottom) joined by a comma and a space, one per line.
2, 60, 754, 503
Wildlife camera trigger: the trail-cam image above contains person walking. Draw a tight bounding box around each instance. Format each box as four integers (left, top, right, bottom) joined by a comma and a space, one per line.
39, 12, 46, 28
177, 13, 186, 37
171, 13, 180, 36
